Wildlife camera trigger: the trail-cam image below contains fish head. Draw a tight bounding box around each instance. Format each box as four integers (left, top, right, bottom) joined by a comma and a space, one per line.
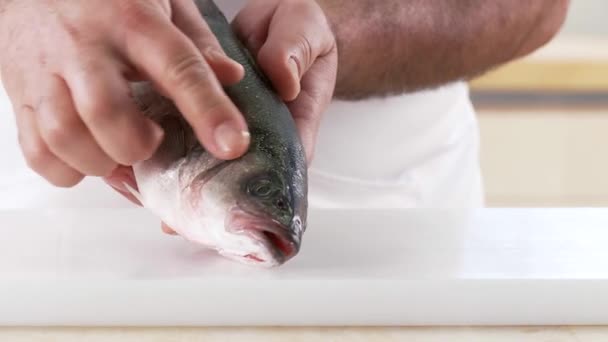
183, 151, 306, 268
128, 81, 307, 268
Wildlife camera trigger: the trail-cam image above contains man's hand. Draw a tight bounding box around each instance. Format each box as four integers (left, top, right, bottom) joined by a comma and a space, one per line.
232, 0, 337, 163
0, 0, 251, 188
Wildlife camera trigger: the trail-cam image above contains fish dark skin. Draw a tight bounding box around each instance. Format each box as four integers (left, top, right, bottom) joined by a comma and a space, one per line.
197, 0, 308, 230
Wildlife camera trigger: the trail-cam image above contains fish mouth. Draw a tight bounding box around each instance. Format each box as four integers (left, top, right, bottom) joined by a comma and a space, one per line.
226, 207, 300, 266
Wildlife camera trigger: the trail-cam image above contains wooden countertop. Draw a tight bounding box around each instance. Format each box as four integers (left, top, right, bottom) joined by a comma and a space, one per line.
1, 326, 607, 341
471, 35, 608, 92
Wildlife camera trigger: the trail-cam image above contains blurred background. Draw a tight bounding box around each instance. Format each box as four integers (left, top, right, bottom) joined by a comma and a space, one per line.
470, 0, 608, 207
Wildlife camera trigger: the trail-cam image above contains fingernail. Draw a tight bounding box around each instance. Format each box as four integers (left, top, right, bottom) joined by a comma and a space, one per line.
205, 48, 244, 79
152, 124, 164, 141
214, 121, 250, 155
205, 47, 241, 68
286, 57, 301, 101
107, 179, 127, 192
147, 123, 165, 152
288, 57, 301, 81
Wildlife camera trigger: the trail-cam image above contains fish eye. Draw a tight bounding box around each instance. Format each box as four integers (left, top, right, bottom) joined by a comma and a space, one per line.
249, 178, 273, 198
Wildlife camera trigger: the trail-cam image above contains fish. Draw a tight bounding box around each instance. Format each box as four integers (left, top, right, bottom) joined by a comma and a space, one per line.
125, 0, 308, 268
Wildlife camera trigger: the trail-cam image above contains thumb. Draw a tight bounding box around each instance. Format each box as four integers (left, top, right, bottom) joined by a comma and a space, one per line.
256, 0, 335, 102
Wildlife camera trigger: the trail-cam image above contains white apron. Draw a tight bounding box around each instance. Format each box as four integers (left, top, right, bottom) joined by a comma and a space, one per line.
0, 0, 484, 209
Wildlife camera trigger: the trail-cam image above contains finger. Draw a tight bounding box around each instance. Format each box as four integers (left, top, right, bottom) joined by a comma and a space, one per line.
0, 63, 26, 110
118, 8, 250, 160
63, 53, 165, 166
16, 104, 84, 187
256, 0, 336, 101
231, 0, 277, 56
103, 165, 142, 206
37, 74, 117, 176
289, 50, 338, 164
290, 96, 319, 164
161, 222, 178, 235
172, 0, 244, 86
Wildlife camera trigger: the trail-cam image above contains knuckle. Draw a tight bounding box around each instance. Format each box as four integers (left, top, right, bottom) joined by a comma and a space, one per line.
41, 124, 72, 150
74, 57, 102, 75
202, 98, 232, 124
79, 96, 114, 127
70, 74, 121, 128
113, 127, 156, 165
289, 0, 334, 53
294, 33, 314, 67
20, 136, 51, 172
59, 18, 84, 44
193, 35, 220, 52
166, 54, 210, 91
39, 114, 80, 150
119, 1, 157, 33
296, 90, 322, 117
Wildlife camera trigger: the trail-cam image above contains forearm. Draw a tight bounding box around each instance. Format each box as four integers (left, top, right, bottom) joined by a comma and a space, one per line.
318, 0, 570, 100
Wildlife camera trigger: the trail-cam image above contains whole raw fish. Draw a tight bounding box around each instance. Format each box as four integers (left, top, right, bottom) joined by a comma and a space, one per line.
126, 0, 308, 267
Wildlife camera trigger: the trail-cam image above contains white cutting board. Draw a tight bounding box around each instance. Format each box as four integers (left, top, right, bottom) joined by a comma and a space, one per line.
2, 208, 608, 326
4, 79, 608, 327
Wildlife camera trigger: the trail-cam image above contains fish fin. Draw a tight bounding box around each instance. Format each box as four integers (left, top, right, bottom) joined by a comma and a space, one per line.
156, 116, 191, 161
187, 159, 229, 193
123, 182, 145, 206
